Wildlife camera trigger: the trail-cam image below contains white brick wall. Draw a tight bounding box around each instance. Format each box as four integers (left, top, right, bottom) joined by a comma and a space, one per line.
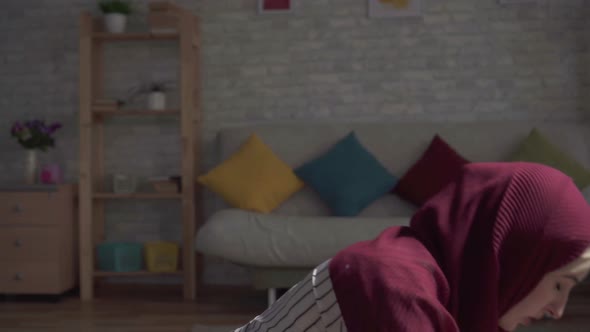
0, 0, 589, 285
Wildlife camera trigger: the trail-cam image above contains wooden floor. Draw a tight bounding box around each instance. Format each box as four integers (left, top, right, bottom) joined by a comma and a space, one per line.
0, 284, 267, 332
1, 283, 590, 332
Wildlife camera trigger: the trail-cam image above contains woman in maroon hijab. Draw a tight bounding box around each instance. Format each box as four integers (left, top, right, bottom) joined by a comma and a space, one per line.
234, 162, 590, 332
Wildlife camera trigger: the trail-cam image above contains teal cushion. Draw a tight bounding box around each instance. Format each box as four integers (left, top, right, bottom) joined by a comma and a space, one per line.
295, 132, 397, 217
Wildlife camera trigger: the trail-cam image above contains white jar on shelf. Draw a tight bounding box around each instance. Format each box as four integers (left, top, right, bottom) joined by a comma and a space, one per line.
104, 13, 127, 33
148, 91, 166, 110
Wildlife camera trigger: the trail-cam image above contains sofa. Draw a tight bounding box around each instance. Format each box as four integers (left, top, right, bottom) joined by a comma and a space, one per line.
194, 120, 590, 305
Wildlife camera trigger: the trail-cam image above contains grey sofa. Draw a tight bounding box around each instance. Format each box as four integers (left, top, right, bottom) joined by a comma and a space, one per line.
195, 120, 590, 305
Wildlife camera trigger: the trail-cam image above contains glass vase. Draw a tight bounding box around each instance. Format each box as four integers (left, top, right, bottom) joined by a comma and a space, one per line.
24, 149, 38, 185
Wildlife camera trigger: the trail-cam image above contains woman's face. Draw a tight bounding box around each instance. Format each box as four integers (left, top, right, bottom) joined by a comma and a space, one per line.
498, 265, 589, 331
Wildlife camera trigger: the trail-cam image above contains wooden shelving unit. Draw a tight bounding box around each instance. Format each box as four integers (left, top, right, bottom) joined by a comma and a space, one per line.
78, 3, 201, 301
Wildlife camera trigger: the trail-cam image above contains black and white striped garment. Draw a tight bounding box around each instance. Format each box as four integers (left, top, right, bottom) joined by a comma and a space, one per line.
234, 259, 347, 332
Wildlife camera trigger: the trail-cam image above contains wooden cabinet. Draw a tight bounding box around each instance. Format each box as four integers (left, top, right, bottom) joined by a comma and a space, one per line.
0, 185, 77, 295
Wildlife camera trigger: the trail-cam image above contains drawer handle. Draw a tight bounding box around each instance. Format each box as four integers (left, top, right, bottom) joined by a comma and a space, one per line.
13, 239, 22, 247
13, 273, 23, 281
11, 204, 22, 213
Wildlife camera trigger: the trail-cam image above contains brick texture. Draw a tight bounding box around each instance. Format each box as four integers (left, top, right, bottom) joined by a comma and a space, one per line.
0, 0, 589, 285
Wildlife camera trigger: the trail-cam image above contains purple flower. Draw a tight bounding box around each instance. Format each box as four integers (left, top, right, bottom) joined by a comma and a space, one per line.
11, 122, 24, 136
48, 122, 62, 134
25, 120, 42, 130
11, 119, 62, 150
40, 124, 50, 135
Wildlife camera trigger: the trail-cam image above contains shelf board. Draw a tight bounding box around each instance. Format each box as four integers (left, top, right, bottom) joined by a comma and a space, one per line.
93, 32, 179, 41
93, 192, 182, 199
94, 270, 183, 277
93, 109, 180, 117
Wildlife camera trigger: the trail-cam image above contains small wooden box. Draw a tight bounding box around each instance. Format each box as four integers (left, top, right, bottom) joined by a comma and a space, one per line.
148, 176, 180, 193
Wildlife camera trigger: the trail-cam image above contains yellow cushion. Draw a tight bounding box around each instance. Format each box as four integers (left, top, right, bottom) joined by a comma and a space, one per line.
197, 133, 304, 213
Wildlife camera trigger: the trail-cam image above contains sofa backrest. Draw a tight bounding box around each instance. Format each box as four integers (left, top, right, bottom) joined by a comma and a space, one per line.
212, 121, 590, 217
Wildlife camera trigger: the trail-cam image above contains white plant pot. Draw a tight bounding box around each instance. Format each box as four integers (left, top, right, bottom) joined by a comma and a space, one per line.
104, 13, 127, 33
148, 91, 166, 110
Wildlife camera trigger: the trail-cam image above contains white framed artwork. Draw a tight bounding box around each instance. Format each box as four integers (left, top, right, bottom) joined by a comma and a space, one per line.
368, 0, 421, 18
497, 0, 537, 4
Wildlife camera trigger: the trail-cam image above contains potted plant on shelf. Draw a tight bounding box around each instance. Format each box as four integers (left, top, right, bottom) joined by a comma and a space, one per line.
122, 80, 174, 111
99, 0, 132, 33
10, 120, 63, 185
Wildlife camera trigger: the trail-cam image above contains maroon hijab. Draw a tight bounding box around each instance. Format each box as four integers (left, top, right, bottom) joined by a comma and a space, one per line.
329, 162, 590, 332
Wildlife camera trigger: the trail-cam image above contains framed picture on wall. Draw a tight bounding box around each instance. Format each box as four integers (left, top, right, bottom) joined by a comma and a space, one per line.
498, 0, 537, 4
258, 0, 292, 14
368, 0, 421, 18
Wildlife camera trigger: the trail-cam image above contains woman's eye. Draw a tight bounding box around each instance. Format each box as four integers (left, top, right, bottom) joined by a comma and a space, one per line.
555, 282, 562, 291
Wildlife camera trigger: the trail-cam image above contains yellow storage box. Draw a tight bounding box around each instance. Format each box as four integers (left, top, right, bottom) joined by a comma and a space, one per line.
144, 241, 179, 273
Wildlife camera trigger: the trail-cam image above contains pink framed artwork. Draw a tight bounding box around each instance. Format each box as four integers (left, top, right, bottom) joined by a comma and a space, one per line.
258, 0, 292, 14
368, 0, 421, 18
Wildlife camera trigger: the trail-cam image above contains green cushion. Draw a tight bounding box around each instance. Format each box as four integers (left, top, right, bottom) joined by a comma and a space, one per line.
510, 128, 590, 189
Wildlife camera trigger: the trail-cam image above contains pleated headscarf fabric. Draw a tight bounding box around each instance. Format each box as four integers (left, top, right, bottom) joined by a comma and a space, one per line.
329, 162, 590, 332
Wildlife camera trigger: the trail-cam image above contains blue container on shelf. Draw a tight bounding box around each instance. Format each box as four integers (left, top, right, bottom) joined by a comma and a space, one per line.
97, 242, 143, 272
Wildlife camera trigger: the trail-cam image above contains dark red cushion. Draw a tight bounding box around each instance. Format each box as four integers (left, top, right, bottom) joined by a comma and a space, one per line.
393, 134, 469, 206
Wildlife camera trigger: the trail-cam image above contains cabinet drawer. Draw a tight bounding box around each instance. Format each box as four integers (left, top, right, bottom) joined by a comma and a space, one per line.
0, 228, 60, 261
0, 262, 61, 294
0, 192, 62, 225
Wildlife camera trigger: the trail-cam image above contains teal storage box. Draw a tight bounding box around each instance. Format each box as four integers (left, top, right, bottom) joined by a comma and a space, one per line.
97, 242, 143, 272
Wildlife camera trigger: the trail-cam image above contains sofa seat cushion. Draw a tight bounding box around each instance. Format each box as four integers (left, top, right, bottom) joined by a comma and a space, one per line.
195, 209, 408, 268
